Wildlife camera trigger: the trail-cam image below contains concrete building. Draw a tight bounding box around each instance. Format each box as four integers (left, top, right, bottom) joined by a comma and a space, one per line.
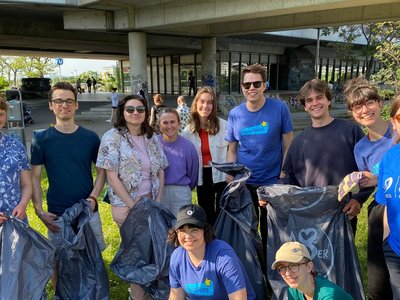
0, 0, 399, 96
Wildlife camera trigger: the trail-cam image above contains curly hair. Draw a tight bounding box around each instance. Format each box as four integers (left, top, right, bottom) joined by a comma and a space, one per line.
344, 77, 381, 110
188, 86, 220, 135
114, 95, 153, 138
166, 223, 216, 247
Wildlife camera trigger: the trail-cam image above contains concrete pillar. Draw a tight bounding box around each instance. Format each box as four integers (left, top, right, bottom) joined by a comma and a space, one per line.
128, 32, 148, 98
201, 37, 217, 89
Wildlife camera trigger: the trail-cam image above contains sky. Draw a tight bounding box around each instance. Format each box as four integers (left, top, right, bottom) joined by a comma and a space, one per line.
57, 58, 118, 77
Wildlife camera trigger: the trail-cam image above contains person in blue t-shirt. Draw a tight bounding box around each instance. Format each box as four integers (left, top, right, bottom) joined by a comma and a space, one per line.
30, 82, 106, 287
376, 94, 400, 299
225, 64, 293, 251
167, 204, 256, 300
272, 242, 353, 300
344, 77, 394, 300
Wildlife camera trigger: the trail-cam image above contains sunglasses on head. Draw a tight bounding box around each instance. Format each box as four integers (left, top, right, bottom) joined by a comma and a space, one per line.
242, 81, 263, 89
124, 105, 146, 114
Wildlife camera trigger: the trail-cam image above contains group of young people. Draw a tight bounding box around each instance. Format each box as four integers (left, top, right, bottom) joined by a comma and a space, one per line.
1, 62, 400, 299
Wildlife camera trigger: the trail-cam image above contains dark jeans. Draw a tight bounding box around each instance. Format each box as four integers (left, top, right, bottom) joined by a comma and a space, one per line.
368, 201, 393, 300
246, 184, 267, 259
188, 85, 195, 96
197, 167, 226, 225
383, 239, 400, 299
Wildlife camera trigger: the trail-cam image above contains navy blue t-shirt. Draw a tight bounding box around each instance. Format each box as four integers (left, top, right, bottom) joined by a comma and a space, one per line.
31, 126, 100, 215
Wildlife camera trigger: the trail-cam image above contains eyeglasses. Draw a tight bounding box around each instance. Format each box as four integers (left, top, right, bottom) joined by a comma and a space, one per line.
276, 263, 307, 275
351, 99, 377, 114
124, 105, 146, 114
242, 81, 263, 89
176, 228, 202, 237
51, 99, 76, 106
393, 114, 400, 123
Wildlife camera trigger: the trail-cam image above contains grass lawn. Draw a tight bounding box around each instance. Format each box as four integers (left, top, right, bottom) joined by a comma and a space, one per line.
25, 175, 369, 299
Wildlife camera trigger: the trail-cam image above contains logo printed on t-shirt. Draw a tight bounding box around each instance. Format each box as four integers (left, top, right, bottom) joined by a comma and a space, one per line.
372, 163, 380, 175
384, 177, 393, 192
185, 278, 214, 296
240, 121, 269, 136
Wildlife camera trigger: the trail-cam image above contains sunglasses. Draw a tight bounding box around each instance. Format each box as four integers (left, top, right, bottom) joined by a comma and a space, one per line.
242, 81, 263, 89
124, 105, 146, 114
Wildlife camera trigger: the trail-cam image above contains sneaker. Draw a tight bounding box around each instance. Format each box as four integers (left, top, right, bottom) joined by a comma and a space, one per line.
106, 119, 111, 123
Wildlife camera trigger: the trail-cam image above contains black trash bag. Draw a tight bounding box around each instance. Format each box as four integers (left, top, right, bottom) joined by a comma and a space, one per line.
0, 215, 55, 300
110, 198, 176, 300
258, 185, 365, 300
211, 162, 267, 300
55, 200, 109, 300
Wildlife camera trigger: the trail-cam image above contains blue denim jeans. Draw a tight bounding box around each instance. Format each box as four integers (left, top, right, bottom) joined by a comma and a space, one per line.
383, 238, 400, 299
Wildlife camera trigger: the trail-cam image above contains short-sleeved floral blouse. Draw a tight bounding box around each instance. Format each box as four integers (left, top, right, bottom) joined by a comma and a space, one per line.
96, 128, 168, 206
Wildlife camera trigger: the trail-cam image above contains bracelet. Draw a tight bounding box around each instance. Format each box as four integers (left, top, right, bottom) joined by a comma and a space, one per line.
87, 195, 97, 202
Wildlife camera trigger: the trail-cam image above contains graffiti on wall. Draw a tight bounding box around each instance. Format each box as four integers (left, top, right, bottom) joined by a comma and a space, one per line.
131, 74, 148, 99
202, 73, 216, 88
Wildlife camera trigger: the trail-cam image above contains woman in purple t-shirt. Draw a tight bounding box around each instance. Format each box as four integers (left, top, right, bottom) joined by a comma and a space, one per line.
158, 108, 199, 216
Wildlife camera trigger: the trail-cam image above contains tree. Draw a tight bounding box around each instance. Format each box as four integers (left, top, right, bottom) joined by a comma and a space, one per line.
24, 57, 56, 78
322, 22, 400, 79
372, 40, 400, 94
0, 56, 56, 86
0, 56, 26, 87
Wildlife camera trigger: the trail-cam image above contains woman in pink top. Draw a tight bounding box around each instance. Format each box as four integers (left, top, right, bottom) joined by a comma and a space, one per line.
97, 95, 168, 300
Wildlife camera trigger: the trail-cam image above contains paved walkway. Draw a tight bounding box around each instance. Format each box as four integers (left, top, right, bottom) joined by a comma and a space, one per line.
15, 92, 193, 153
10, 91, 350, 154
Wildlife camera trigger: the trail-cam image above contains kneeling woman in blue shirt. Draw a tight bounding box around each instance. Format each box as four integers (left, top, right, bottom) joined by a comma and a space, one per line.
167, 204, 255, 300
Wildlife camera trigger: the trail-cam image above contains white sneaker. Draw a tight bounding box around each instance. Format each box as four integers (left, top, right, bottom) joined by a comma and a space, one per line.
106, 119, 111, 123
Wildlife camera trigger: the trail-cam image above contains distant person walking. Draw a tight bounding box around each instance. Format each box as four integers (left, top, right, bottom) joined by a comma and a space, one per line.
76, 78, 82, 94
86, 78, 92, 93
107, 87, 118, 123
188, 71, 195, 96
176, 95, 190, 134
139, 83, 146, 100
92, 77, 97, 93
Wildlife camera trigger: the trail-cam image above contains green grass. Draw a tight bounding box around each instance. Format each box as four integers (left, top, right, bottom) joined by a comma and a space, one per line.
25, 174, 368, 299
26, 171, 198, 300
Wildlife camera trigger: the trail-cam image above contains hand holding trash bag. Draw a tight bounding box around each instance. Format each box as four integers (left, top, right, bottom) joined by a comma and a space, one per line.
37, 210, 61, 233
